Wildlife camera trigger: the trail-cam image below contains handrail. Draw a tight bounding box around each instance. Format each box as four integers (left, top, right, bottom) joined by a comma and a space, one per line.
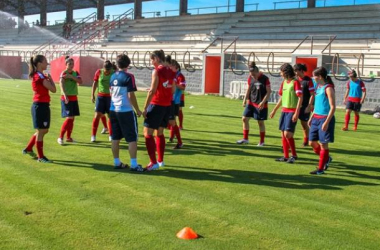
229, 52, 245, 75
202, 36, 239, 53
274, 0, 306, 10
267, 52, 280, 76
164, 3, 259, 16
143, 51, 154, 69
223, 37, 239, 53
357, 53, 364, 78
321, 35, 337, 55
292, 35, 337, 54
132, 51, 144, 70
183, 51, 196, 72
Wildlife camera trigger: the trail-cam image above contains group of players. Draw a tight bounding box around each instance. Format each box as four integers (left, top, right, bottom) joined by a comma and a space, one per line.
23, 51, 366, 175
237, 62, 366, 174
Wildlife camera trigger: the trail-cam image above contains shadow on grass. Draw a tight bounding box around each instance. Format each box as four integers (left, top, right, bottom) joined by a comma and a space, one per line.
184, 129, 279, 138
190, 113, 242, 119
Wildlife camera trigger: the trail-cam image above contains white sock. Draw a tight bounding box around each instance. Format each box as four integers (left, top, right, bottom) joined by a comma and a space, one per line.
114, 158, 121, 166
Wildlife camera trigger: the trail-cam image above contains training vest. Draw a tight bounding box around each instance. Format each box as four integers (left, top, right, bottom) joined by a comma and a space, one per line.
98, 69, 114, 95
62, 70, 79, 96
314, 84, 332, 116
281, 79, 298, 109
348, 80, 363, 101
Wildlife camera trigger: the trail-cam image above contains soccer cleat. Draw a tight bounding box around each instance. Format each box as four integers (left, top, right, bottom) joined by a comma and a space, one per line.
236, 139, 249, 144
168, 138, 174, 143
286, 156, 298, 164
101, 128, 109, 134
114, 163, 128, 169
158, 161, 165, 167
310, 169, 325, 175
130, 165, 145, 172
173, 143, 183, 149
109, 136, 112, 141
37, 156, 52, 163
91, 136, 96, 142
57, 138, 64, 145
324, 156, 333, 171
66, 138, 76, 143
179, 126, 183, 130
342, 127, 348, 131
302, 142, 308, 147
22, 149, 36, 157
275, 156, 289, 162
257, 142, 265, 147
145, 162, 159, 171
353, 126, 357, 131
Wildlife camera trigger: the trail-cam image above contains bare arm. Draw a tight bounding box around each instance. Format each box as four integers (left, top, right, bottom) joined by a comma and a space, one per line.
306, 94, 315, 113
269, 96, 282, 118
292, 95, 303, 122
128, 91, 142, 117
243, 87, 250, 107
66, 74, 83, 85
42, 78, 56, 93
361, 91, 366, 104
59, 78, 69, 104
91, 81, 98, 103
322, 87, 336, 131
143, 70, 159, 117
259, 85, 272, 110
343, 88, 349, 104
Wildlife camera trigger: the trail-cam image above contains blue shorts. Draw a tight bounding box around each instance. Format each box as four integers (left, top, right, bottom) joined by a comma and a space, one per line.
298, 107, 311, 122
95, 96, 111, 114
169, 102, 180, 120
346, 101, 361, 112
279, 112, 297, 133
110, 111, 138, 142
61, 100, 80, 118
31, 102, 50, 129
144, 104, 171, 129
180, 100, 185, 107
309, 116, 335, 143
243, 105, 268, 120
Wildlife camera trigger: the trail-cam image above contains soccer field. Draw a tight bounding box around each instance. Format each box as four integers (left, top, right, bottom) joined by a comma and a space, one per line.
0, 79, 379, 250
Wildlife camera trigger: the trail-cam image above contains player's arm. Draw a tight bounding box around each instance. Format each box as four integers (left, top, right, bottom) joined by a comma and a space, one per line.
306, 80, 315, 113
128, 91, 142, 117
243, 86, 250, 107
269, 96, 282, 118
259, 84, 272, 110
322, 87, 336, 132
343, 83, 349, 104
292, 80, 303, 122
360, 82, 366, 104
91, 81, 98, 103
66, 72, 83, 85
43, 75, 56, 93
143, 70, 159, 117
59, 77, 69, 104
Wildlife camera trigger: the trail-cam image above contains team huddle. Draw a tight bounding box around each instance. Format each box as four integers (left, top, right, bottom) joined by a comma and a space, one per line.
22, 51, 366, 175
237, 62, 366, 175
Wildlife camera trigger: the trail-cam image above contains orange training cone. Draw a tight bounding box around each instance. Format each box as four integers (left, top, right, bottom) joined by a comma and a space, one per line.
176, 227, 198, 240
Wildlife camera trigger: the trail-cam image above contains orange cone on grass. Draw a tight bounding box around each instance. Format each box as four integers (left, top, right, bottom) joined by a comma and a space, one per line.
176, 227, 198, 240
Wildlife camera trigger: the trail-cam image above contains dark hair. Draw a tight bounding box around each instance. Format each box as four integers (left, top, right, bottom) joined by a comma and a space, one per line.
29, 55, 46, 78
104, 60, 113, 70
150, 50, 165, 62
65, 55, 74, 65
293, 63, 307, 72
313, 66, 334, 86
280, 63, 295, 79
165, 55, 172, 64
116, 54, 131, 69
112, 62, 117, 70
249, 61, 259, 73
171, 59, 181, 72
349, 69, 358, 78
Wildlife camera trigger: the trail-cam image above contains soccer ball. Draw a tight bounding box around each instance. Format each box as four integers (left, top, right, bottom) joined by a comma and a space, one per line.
373, 112, 380, 119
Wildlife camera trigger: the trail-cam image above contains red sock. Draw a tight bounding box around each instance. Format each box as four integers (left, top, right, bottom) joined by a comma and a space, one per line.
36, 141, 44, 159
156, 135, 166, 163
179, 110, 183, 128
319, 149, 329, 170
354, 114, 359, 128
108, 120, 112, 136
59, 119, 70, 138
174, 125, 182, 145
66, 119, 74, 139
344, 113, 350, 128
260, 131, 265, 144
313, 145, 321, 156
26, 134, 36, 151
170, 125, 174, 140
101, 116, 107, 129
303, 137, 308, 144
287, 137, 297, 157
243, 129, 249, 140
282, 135, 289, 158
145, 135, 157, 164
92, 118, 100, 136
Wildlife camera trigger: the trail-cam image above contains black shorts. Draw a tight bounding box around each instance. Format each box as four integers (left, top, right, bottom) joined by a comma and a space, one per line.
31, 102, 50, 129
144, 104, 171, 129
95, 96, 111, 114
110, 111, 138, 142
61, 100, 80, 118
169, 102, 180, 120
346, 101, 362, 112
180, 100, 185, 107
243, 105, 268, 120
299, 107, 311, 122
279, 112, 297, 133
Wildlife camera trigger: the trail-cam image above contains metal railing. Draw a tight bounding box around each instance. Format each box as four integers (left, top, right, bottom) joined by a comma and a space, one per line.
292, 35, 337, 55
273, 0, 364, 9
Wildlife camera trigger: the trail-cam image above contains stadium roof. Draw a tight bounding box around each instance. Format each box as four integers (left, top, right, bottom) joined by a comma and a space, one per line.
0, 0, 155, 16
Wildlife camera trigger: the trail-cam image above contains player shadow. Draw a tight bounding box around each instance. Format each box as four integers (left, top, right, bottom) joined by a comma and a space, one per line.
151, 165, 378, 190
183, 129, 279, 139
332, 148, 380, 159
191, 113, 242, 119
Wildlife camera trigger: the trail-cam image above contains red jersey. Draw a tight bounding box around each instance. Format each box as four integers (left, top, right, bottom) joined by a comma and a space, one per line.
151, 65, 174, 107
32, 71, 50, 103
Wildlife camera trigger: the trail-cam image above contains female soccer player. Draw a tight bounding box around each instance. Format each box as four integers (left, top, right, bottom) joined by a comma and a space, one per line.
270, 63, 303, 163
143, 50, 175, 171
294, 63, 315, 147
308, 67, 335, 175
237, 62, 271, 146
179, 92, 185, 130
23, 55, 56, 163
57, 56, 83, 145
91, 60, 115, 142
342, 69, 366, 131
168, 59, 186, 149
109, 54, 143, 171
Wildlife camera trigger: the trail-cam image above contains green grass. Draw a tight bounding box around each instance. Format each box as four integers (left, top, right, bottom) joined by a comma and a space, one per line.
0, 79, 380, 250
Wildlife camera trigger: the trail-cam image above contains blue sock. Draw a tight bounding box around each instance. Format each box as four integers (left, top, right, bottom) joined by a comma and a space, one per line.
130, 158, 137, 168
114, 158, 120, 166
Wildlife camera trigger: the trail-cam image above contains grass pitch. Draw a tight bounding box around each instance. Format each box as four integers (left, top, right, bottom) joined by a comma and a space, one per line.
0, 79, 379, 250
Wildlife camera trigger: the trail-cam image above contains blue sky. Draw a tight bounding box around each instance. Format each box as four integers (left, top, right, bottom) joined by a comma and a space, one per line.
23, 0, 380, 25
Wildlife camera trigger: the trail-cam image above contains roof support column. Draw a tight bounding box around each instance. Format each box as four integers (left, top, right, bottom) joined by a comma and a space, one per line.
40, 0, 47, 26
134, 0, 142, 19
307, 0, 316, 8
179, 0, 188, 16
97, 0, 105, 20
236, 0, 244, 12
66, 0, 74, 23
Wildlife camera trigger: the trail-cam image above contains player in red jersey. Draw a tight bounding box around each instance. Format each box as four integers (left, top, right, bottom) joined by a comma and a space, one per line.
142, 50, 175, 171
270, 63, 303, 164
23, 55, 56, 163
293, 63, 315, 147
57, 56, 83, 145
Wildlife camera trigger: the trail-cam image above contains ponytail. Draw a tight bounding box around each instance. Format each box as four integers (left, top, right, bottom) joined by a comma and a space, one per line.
29, 55, 45, 78
249, 61, 259, 73
150, 50, 165, 63
313, 66, 334, 87
170, 59, 181, 72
